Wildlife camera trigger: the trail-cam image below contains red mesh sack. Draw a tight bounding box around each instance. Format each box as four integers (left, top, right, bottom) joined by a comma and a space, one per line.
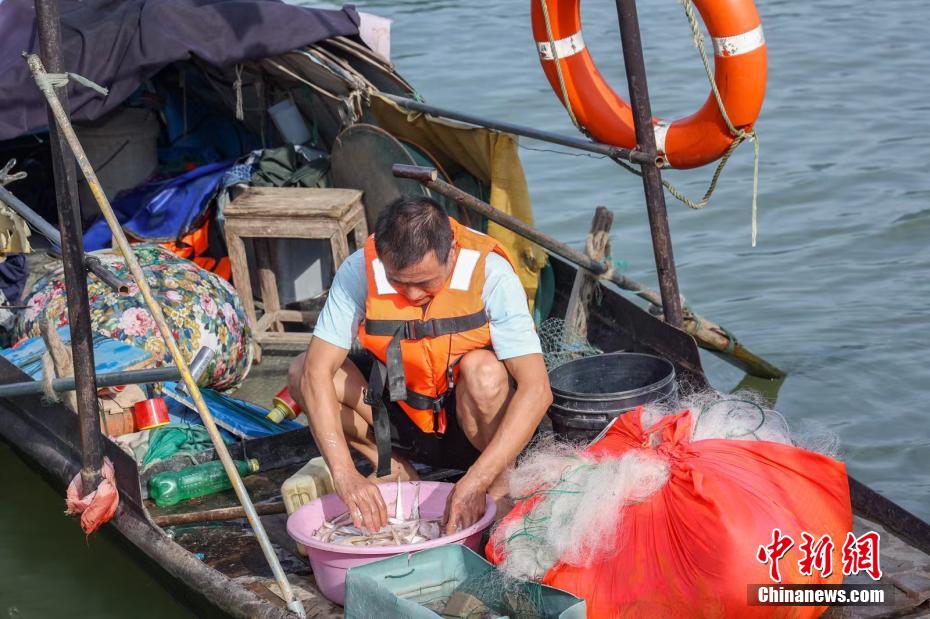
487, 407, 852, 618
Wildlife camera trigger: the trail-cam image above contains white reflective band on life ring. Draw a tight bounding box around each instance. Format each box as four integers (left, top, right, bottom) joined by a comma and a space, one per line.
653, 121, 671, 156
711, 24, 765, 57
537, 31, 586, 60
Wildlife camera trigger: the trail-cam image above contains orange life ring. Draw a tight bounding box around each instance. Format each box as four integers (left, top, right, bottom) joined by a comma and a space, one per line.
531, 0, 767, 169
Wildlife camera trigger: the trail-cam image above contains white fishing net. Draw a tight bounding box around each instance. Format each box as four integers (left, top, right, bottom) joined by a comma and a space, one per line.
496, 442, 669, 581
492, 389, 842, 581
641, 389, 792, 445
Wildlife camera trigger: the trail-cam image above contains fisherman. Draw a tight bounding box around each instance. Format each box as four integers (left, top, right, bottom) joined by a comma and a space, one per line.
288, 195, 551, 535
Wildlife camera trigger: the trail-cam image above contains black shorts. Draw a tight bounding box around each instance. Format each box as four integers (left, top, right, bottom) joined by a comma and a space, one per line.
349, 351, 481, 471
385, 392, 481, 471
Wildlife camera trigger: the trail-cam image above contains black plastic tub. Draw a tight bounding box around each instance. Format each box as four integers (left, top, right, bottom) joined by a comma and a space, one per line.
547, 352, 677, 442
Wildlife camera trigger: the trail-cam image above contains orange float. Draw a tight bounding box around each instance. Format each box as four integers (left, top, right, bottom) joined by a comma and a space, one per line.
531, 0, 767, 169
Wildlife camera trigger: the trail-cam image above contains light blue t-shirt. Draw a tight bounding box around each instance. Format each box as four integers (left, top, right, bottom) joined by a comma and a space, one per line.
314, 249, 542, 360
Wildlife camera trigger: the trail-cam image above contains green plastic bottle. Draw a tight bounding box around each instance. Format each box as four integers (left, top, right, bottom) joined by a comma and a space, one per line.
149, 458, 260, 507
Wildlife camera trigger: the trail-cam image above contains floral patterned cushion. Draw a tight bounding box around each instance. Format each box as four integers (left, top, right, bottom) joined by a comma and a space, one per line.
16, 245, 253, 391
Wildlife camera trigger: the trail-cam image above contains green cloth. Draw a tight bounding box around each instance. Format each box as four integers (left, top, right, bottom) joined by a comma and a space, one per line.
142, 424, 214, 467
250, 145, 329, 188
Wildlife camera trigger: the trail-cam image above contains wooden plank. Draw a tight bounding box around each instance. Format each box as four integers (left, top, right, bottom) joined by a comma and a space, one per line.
348, 203, 369, 251
225, 218, 341, 239
256, 310, 317, 333
254, 239, 283, 333
330, 229, 350, 269
253, 332, 314, 347
275, 309, 320, 324
254, 312, 278, 334
224, 231, 262, 363
564, 207, 613, 342
224, 187, 363, 218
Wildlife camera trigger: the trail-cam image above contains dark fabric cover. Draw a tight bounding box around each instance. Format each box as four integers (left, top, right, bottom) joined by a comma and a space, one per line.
0, 0, 360, 141
0, 254, 29, 304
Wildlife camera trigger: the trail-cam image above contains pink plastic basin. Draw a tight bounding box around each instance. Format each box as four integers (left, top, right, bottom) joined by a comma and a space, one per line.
286, 480, 496, 605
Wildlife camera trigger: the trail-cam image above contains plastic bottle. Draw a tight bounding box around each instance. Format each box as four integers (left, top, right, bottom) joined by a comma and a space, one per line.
266, 386, 301, 423
149, 458, 260, 507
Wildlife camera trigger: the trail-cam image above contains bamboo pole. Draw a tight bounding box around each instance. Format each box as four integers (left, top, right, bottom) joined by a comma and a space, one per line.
25, 54, 307, 618
392, 164, 785, 379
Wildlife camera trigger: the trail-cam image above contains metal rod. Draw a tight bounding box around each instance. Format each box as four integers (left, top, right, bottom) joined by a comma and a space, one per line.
24, 54, 307, 618
0, 185, 61, 244
83, 256, 130, 294
153, 502, 287, 527
34, 0, 105, 492
615, 0, 684, 327
394, 165, 614, 275
0, 346, 212, 398
380, 93, 656, 166
0, 367, 182, 398
0, 185, 130, 294
392, 164, 785, 379
176, 346, 216, 397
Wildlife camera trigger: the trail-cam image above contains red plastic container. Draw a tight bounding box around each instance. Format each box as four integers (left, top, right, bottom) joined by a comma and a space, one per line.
133, 397, 170, 430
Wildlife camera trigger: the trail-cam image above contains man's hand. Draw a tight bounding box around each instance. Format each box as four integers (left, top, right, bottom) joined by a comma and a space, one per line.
332, 468, 388, 532
442, 474, 488, 534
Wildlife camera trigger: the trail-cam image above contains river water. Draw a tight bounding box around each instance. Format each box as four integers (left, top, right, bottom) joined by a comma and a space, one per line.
2, 0, 928, 614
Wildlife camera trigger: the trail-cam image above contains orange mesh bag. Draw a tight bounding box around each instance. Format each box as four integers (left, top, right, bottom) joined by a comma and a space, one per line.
487, 406, 852, 618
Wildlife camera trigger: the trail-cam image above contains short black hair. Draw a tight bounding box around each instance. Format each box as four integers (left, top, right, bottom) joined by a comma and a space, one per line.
374, 196, 452, 270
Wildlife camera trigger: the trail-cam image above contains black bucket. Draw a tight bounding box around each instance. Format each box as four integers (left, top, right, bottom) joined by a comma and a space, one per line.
548, 352, 677, 442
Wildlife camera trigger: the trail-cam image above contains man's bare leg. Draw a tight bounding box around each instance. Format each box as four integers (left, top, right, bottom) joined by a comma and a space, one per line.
288, 352, 417, 481
454, 349, 515, 509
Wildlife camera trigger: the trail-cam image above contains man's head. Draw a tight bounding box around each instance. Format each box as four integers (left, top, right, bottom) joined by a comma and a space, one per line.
374, 196, 455, 306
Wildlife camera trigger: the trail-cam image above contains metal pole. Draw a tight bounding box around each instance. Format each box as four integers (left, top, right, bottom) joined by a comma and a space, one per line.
34, 0, 105, 490
393, 164, 785, 379
0, 347, 213, 399
0, 367, 182, 398
380, 93, 656, 166
0, 186, 130, 294
615, 0, 684, 327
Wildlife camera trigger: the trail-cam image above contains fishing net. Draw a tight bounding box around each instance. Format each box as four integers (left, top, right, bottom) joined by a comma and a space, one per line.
536, 317, 602, 370
489, 389, 845, 583
641, 389, 793, 445
424, 570, 547, 618
495, 442, 669, 581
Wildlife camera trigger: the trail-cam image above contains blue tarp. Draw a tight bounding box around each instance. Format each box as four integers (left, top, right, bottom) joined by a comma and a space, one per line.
83, 160, 233, 249
0, 0, 360, 141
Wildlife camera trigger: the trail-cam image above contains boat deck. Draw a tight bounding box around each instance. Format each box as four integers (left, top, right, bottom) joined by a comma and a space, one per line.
150, 461, 342, 617
143, 351, 930, 617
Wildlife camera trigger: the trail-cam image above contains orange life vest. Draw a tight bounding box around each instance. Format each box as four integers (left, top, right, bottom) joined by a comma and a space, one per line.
160, 219, 231, 280
357, 219, 513, 434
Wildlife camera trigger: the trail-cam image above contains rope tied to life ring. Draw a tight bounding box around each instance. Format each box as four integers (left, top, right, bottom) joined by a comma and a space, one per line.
536, 0, 763, 246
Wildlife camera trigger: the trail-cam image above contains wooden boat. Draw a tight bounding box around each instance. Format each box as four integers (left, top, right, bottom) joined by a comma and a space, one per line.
2, 3, 928, 617
2, 251, 930, 616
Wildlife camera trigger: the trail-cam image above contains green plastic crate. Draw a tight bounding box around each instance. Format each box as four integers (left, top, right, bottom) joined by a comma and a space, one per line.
344, 545, 585, 618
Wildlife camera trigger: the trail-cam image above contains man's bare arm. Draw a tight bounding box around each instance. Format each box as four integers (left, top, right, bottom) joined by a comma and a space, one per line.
445, 352, 552, 530
472, 352, 551, 485
300, 337, 387, 531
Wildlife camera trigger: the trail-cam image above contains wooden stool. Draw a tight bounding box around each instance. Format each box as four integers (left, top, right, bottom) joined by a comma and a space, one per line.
224, 187, 367, 362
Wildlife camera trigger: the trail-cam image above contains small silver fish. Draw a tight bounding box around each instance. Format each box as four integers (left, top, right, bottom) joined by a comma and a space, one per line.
311, 481, 444, 547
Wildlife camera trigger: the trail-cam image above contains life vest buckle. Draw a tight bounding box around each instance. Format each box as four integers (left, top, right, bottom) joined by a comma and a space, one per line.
404, 319, 436, 340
